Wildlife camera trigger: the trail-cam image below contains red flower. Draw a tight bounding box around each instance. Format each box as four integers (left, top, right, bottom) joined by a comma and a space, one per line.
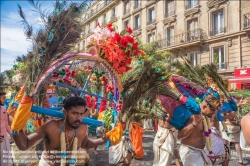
120, 37, 128, 48
106, 23, 114, 31
126, 26, 133, 34
132, 42, 138, 50
125, 35, 134, 44
114, 33, 121, 42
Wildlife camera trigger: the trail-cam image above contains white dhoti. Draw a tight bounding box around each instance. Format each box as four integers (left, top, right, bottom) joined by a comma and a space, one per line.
240, 131, 250, 151
0, 136, 12, 166
143, 119, 153, 130
109, 136, 128, 165
38, 155, 50, 166
153, 126, 177, 166
11, 143, 39, 166
206, 127, 229, 165
180, 144, 212, 166
220, 122, 241, 142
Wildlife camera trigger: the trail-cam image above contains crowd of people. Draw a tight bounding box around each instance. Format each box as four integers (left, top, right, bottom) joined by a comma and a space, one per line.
1, 88, 250, 166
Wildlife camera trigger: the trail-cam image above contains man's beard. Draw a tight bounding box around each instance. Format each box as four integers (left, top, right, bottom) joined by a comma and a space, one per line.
66, 117, 81, 129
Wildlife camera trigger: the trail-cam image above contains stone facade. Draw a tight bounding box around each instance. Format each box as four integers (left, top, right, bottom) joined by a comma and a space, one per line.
79, 0, 250, 79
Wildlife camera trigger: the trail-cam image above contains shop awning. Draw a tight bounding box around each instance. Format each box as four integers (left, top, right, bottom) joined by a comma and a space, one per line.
228, 77, 250, 83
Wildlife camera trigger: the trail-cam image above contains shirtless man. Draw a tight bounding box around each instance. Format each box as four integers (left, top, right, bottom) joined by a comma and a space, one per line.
153, 118, 181, 166
13, 96, 108, 166
178, 95, 221, 166
241, 113, 250, 145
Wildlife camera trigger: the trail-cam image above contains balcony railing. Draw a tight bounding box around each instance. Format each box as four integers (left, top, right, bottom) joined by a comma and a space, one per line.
156, 28, 205, 49
165, 11, 175, 18
186, 2, 198, 10
244, 13, 250, 28
110, 15, 116, 21
147, 19, 156, 25
215, 62, 227, 70
83, 0, 115, 22
133, 25, 140, 30
210, 27, 226, 36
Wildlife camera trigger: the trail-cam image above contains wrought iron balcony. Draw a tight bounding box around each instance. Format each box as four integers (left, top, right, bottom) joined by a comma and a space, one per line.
165, 11, 175, 18
82, 0, 115, 22
186, 2, 198, 10
244, 13, 250, 28
133, 25, 140, 30
147, 19, 156, 25
156, 28, 205, 49
210, 27, 226, 36
215, 62, 227, 70
110, 15, 116, 21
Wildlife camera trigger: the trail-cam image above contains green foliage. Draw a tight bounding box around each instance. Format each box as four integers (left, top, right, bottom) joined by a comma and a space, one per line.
57, 88, 71, 97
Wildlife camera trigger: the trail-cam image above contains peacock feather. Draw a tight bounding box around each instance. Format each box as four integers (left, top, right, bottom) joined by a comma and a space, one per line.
17, 0, 90, 96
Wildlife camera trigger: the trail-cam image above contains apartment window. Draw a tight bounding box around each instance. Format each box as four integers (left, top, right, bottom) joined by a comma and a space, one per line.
134, 15, 140, 29
88, 23, 91, 33
212, 46, 226, 70
165, 0, 174, 18
135, 0, 140, 9
166, 27, 174, 46
90, 9, 94, 16
97, 4, 100, 11
103, 14, 106, 25
211, 11, 224, 35
148, 33, 155, 43
83, 27, 85, 35
188, 52, 198, 66
112, 8, 116, 16
82, 41, 86, 51
104, 0, 108, 6
187, 0, 198, 9
78, 43, 80, 52
187, 18, 198, 40
124, 20, 129, 30
95, 19, 98, 26
124, 2, 129, 14
148, 8, 155, 24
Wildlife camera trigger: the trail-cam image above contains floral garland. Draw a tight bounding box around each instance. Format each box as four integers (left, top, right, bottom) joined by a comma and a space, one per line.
203, 116, 214, 160
60, 124, 78, 166
87, 23, 145, 74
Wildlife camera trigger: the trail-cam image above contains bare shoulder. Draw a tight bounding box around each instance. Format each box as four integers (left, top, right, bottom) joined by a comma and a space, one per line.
78, 123, 87, 133
41, 119, 62, 131
241, 114, 250, 125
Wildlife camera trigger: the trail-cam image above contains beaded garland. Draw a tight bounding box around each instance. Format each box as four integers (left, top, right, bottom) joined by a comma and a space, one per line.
60, 122, 78, 166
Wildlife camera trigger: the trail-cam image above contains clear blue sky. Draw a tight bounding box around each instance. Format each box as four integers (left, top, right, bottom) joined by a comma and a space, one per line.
0, 0, 89, 72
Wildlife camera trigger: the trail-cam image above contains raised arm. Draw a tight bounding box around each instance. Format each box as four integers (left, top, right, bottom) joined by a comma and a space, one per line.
13, 120, 48, 150
177, 114, 202, 139
81, 134, 108, 149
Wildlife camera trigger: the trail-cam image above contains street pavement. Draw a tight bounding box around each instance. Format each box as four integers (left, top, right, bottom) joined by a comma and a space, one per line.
87, 130, 250, 166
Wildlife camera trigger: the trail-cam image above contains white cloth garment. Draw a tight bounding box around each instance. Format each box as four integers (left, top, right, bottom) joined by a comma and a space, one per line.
240, 131, 250, 151
38, 154, 50, 166
11, 143, 39, 166
153, 126, 176, 166
0, 134, 12, 166
109, 136, 128, 165
143, 119, 153, 130
205, 127, 228, 165
179, 144, 212, 166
